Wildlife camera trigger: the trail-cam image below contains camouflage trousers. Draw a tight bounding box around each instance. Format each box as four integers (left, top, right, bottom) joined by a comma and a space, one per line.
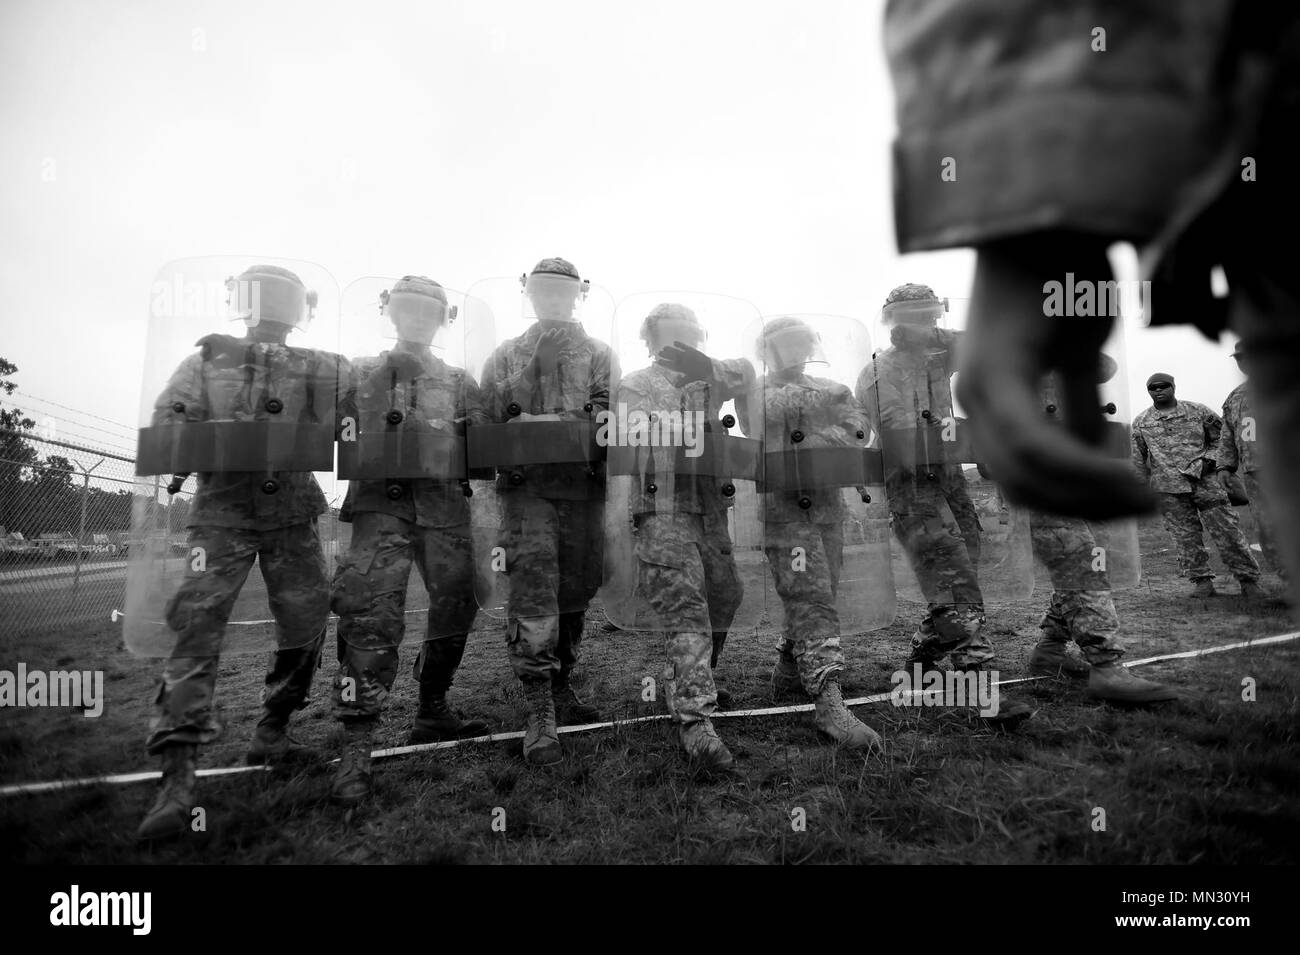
766, 522, 845, 696
1243, 471, 1284, 576
146, 521, 329, 754
887, 476, 993, 668
635, 513, 743, 725
1157, 482, 1260, 583
330, 511, 478, 722
500, 493, 603, 684
1030, 513, 1123, 664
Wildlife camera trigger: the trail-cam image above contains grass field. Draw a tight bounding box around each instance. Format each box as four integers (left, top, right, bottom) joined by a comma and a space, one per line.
2, 518, 1298, 864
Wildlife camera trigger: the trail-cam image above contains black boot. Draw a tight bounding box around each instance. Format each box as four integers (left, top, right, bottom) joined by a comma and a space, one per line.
409, 635, 489, 743
247, 711, 314, 766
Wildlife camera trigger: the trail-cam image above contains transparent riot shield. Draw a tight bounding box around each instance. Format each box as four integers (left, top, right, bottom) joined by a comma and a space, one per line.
1030, 313, 1142, 591
125, 257, 344, 656
601, 293, 766, 635
463, 265, 618, 624
753, 314, 896, 634
864, 293, 1033, 607
331, 276, 487, 650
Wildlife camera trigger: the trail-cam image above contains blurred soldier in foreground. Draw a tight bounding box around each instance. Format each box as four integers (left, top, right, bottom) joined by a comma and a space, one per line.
329, 276, 489, 806
751, 317, 881, 749
616, 303, 753, 773
1031, 362, 1176, 704
858, 285, 1029, 725
1217, 342, 1285, 582
883, 1, 1300, 609
477, 258, 616, 766
138, 264, 347, 840
1132, 373, 1261, 599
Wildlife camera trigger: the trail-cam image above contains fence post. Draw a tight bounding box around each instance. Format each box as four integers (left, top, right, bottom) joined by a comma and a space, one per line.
71, 458, 105, 593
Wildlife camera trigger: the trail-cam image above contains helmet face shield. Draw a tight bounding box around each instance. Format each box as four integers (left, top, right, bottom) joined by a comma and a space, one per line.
523, 272, 587, 323
227, 268, 316, 330
881, 299, 944, 328
385, 290, 456, 346
760, 320, 827, 373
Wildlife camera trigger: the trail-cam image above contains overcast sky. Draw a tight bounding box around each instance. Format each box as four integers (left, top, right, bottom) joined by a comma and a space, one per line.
0, 0, 1244, 470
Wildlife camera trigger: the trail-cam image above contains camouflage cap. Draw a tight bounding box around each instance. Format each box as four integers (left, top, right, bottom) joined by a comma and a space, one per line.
883, 283, 939, 309
530, 257, 580, 279
389, 275, 448, 303
237, 263, 305, 287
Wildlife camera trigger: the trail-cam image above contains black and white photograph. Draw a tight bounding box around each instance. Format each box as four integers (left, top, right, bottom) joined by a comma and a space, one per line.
0, 0, 1294, 916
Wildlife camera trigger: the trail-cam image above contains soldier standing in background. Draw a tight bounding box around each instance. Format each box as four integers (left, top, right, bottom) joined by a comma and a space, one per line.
1217, 343, 1285, 582
1132, 373, 1262, 599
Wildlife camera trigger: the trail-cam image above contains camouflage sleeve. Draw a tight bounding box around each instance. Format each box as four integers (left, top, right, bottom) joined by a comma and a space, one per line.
616, 373, 654, 415
1200, 402, 1224, 461
855, 363, 883, 438
1217, 398, 1239, 472
1131, 423, 1151, 481
589, 341, 617, 414
710, 357, 757, 402
478, 344, 519, 421
827, 382, 871, 445
152, 353, 203, 424
458, 369, 490, 431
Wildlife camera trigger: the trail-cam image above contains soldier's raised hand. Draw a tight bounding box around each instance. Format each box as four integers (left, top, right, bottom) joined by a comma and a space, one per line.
656, 341, 713, 383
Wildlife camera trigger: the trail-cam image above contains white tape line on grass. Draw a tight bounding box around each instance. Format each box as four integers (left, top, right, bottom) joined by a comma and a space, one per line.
4, 630, 1297, 798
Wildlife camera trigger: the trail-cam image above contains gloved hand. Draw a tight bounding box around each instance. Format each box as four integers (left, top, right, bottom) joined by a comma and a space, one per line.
530, 327, 569, 375
656, 341, 714, 383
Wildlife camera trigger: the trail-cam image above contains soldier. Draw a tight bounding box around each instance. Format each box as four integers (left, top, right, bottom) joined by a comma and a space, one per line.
474, 258, 616, 766
135, 263, 347, 840
611, 302, 755, 772
1132, 373, 1262, 598
858, 285, 1030, 725
329, 276, 490, 805
1216, 343, 1284, 580
751, 316, 881, 749
1029, 363, 1177, 704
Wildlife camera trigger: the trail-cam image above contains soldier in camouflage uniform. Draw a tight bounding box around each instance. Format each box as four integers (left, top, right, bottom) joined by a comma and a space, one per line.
329, 276, 490, 805
1132, 372, 1262, 598
750, 317, 881, 749
617, 303, 751, 772
1029, 364, 1176, 703
1217, 343, 1284, 579
138, 264, 348, 840
858, 284, 1029, 724
478, 258, 617, 765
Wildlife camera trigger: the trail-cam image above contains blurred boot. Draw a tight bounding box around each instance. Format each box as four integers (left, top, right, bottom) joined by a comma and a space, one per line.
1027, 637, 1090, 679
246, 711, 313, 766
331, 720, 374, 806
1192, 578, 1217, 598
1088, 662, 1179, 705
137, 743, 196, 841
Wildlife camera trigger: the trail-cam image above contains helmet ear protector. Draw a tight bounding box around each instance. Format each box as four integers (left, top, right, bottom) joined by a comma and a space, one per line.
379, 287, 458, 323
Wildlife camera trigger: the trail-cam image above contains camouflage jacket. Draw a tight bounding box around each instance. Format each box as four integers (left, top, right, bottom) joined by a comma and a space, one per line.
477, 322, 618, 501
855, 329, 960, 434
1217, 382, 1261, 474
753, 371, 871, 524
152, 334, 350, 530
1131, 400, 1222, 493
616, 358, 755, 519
339, 347, 487, 528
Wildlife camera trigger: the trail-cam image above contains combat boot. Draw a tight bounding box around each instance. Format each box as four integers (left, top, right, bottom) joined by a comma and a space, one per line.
680, 719, 735, 775
771, 649, 802, 699
331, 721, 374, 806
137, 743, 197, 842
1191, 578, 1217, 598
522, 680, 562, 766
552, 679, 603, 725
246, 713, 314, 766
1088, 663, 1178, 705
813, 681, 882, 750
1239, 579, 1265, 600
1027, 638, 1090, 679
409, 692, 489, 744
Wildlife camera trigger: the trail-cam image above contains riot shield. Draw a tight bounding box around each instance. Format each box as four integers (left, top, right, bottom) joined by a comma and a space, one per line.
601, 293, 766, 634
125, 257, 345, 656
753, 313, 896, 634
863, 291, 1034, 606
463, 263, 618, 624
331, 276, 487, 649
